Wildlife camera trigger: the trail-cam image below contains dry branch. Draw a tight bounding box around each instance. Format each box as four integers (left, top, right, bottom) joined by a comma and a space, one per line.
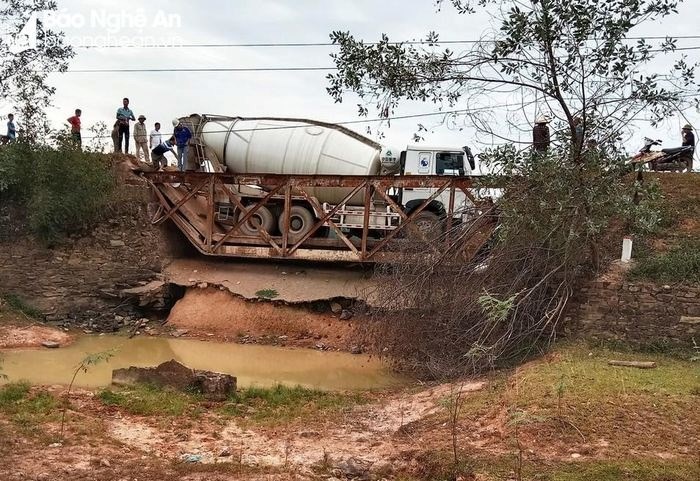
607, 360, 657, 369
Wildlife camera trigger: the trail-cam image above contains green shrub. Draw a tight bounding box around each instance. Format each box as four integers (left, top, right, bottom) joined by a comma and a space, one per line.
0, 382, 57, 427
98, 384, 197, 416
1, 293, 43, 319
628, 241, 700, 283
0, 382, 31, 406
222, 384, 364, 422
0, 140, 115, 243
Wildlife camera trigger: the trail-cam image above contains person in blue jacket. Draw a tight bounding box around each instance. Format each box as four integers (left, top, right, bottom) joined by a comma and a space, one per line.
172, 119, 192, 171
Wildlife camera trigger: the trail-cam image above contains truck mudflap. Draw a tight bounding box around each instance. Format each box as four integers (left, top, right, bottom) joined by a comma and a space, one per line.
143, 171, 497, 263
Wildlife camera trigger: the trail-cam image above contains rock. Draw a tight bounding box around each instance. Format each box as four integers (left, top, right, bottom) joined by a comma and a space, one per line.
181, 454, 203, 463
109, 239, 125, 247
191, 370, 237, 401
330, 302, 343, 314
99, 458, 111, 468
48, 442, 62, 448
172, 328, 189, 337
113, 359, 195, 391
41, 341, 60, 349
350, 345, 363, 355
112, 360, 236, 401
278, 335, 288, 341
219, 448, 232, 457
680, 316, 700, 324
340, 309, 353, 320
570, 453, 582, 459
334, 457, 372, 480
197, 282, 208, 289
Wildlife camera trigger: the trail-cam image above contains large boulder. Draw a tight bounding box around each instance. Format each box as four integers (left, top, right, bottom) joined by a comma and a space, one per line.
112, 359, 236, 400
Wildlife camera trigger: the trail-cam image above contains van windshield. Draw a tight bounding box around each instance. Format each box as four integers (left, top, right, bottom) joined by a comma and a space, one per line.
436, 152, 464, 174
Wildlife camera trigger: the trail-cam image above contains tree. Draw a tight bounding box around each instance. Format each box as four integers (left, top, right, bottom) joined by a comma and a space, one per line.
329, 0, 689, 377
0, 1, 74, 142
328, 0, 698, 156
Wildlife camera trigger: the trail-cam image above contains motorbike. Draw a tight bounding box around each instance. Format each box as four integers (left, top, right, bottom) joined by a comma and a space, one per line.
628, 137, 694, 172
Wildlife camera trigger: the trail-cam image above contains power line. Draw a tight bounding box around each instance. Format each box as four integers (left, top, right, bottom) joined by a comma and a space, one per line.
72, 35, 700, 49
64, 67, 336, 73
76, 105, 522, 140
58, 45, 700, 73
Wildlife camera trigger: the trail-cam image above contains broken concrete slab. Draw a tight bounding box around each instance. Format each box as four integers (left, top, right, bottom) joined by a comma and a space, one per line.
163, 258, 379, 305
112, 359, 237, 400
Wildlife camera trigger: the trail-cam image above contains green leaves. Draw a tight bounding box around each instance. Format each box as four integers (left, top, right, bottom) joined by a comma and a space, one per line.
328, 0, 696, 145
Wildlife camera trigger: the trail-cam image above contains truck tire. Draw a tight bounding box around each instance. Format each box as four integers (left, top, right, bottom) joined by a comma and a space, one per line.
279, 205, 316, 243
237, 205, 275, 237
409, 211, 442, 242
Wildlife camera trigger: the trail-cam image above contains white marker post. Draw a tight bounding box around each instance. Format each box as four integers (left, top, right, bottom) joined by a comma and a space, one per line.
621, 236, 633, 263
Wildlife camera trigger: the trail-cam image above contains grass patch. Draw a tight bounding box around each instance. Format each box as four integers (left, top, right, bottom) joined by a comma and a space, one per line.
527, 459, 700, 481
98, 384, 201, 417
221, 384, 366, 423
512, 342, 699, 402
628, 240, 700, 282
0, 293, 43, 319
0, 382, 57, 427
255, 289, 279, 299
402, 455, 700, 481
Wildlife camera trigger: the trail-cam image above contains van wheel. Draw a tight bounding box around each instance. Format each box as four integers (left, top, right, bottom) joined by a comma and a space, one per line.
409, 211, 442, 242
236, 205, 275, 237
279, 205, 316, 243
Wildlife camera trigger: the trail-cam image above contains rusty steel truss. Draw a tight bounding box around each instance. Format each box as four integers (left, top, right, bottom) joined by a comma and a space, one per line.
143, 171, 497, 263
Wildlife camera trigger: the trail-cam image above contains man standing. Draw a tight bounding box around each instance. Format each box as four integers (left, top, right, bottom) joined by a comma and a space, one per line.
532, 116, 550, 153
150, 122, 163, 150
116, 98, 135, 153
682, 124, 695, 172
173, 119, 192, 171
67, 109, 82, 147
151, 135, 177, 170
133, 115, 150, 162
6, 113, 17, 142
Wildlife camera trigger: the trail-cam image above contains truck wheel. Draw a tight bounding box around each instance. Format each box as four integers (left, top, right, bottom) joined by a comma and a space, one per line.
237, 205, 275, 237
409, 211, 442, 242
280, 205, 316, 243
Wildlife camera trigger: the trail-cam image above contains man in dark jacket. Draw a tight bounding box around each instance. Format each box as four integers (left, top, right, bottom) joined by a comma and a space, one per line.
172, 119, 192, 171
151, 136, 176, 170
532, 116, 550, 153
681, 124, 695, 171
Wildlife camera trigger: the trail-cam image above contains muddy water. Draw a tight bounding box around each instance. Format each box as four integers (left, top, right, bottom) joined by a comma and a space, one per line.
0, 336, 405, 391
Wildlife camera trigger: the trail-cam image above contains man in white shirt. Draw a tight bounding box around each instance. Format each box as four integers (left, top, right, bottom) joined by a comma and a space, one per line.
150, 122, 163, 149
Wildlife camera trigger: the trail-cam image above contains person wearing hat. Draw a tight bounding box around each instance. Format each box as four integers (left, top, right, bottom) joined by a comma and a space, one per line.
532, 115, 550, 153
681, 124, 695, 171
172, 118, 193, 171
133, 114, 150, 163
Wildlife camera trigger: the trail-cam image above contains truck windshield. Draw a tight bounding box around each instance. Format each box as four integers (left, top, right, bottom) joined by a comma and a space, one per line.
436, 152, 465, 175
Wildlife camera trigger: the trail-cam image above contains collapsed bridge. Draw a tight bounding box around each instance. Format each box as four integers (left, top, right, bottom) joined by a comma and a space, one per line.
143, 170, 498, 263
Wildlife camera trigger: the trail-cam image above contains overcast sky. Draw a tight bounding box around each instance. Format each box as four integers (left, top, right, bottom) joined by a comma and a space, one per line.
12, 0, 700, 165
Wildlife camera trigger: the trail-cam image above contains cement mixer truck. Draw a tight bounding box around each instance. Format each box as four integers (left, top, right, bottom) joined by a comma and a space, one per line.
144, 114, 491, 263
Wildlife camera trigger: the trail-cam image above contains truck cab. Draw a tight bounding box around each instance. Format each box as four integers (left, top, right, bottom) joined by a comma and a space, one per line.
399, 145, 477, 222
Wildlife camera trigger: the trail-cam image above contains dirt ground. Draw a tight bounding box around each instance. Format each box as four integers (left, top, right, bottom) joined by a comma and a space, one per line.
165, 288, 360, 350
1, 342, 698, 481
0, 325, 72, 349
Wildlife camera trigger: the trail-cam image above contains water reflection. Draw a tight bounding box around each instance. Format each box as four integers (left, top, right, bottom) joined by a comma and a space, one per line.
0, 335, 404, 391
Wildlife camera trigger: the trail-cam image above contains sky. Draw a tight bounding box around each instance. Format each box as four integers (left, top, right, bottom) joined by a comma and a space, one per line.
5, 0, 700, 166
